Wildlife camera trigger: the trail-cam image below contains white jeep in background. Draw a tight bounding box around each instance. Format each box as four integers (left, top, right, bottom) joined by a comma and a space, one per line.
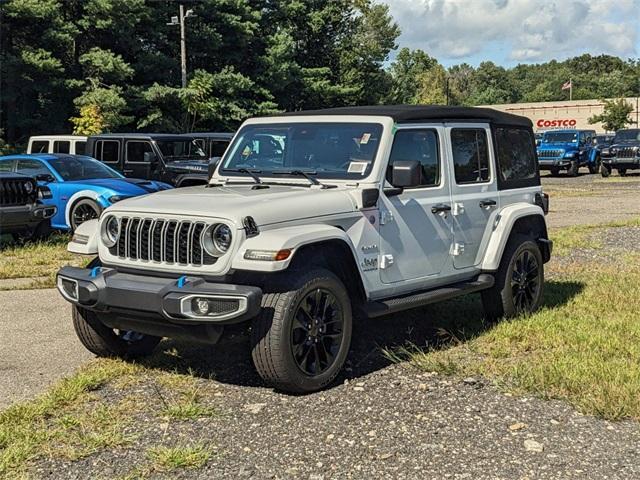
57, 105, 552, 393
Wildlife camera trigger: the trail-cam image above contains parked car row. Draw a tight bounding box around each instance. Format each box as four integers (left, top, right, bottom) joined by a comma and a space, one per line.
536, 128, 639, 177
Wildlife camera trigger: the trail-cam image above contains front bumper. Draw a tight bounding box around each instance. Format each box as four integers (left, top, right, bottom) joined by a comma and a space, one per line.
0, 204, 56, 232
56, 266, 262, 326
602, 157, 640, 169
537, 159, 572, 170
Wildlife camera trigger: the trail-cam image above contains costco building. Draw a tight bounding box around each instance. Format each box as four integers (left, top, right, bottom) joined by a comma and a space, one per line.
483, 97, 640, 133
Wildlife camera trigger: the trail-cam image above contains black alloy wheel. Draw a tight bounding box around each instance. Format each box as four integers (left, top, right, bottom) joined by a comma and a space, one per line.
510, 249, 541, 315
71, 199, 102, 230
291, 288, 345, 376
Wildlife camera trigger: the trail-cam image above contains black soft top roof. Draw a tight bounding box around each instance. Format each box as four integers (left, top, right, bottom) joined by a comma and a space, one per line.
277, 105, 532, 128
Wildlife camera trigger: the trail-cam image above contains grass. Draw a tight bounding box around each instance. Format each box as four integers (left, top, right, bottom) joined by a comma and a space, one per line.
0, 233, 89, 289
394, 256, 640, 420
147, 443, 212, 471
549, 217, 640, 256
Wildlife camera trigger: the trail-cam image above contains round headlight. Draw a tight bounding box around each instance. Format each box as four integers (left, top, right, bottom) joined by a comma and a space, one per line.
202, 223, 232, 257
101, 215, 121, 247
24, 181, 33, 194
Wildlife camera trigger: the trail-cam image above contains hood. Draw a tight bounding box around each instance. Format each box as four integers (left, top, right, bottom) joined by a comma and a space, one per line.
66, 178, 167, 195
165, 159, 209, 173
539, 142, 577, 151
109, 183, 358, 227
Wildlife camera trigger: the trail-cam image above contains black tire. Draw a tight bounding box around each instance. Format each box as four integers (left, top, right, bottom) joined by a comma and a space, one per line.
250, 268, 352, 393
549, 167, 560, 177
601, 164, 611, 177
618, 169, 627, 177
72, 306, 161, 358
70, 198, 102, 231
567, 160, 579, 177
481, 234, 544, 321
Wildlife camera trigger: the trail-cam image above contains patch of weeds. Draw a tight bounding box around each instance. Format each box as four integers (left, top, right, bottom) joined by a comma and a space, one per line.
147, 443, 212, 471
161, 387, 218, 421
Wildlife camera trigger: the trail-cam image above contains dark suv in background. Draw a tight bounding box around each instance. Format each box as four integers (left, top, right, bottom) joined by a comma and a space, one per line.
0, 172, 56, 239
86, 133, 232, 187
600, 129, 640, 177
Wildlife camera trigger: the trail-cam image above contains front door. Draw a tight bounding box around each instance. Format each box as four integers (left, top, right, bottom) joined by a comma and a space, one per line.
379, 126, 453, 284
445, 124, 499, 270
124, 140, 155, 179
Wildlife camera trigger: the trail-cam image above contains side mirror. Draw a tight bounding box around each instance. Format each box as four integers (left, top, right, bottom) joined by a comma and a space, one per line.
36, 173, 55, 183
144, 151, 158, 164
391, 160, 421, 188
208, 157, 221, 179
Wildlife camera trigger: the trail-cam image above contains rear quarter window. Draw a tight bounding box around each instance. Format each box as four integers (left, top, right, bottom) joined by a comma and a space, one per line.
30, 141, 49, 153
493, 126, 539, 189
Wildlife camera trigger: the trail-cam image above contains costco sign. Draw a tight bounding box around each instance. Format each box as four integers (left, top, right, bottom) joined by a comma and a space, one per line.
536, 118, 577, 128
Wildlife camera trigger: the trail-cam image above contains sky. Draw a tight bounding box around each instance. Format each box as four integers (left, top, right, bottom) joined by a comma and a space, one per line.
384, 0, 640, 67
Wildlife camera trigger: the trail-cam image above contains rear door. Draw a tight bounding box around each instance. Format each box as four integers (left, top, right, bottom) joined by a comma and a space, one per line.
445, 124, 499, 270
124, 140, 155, 179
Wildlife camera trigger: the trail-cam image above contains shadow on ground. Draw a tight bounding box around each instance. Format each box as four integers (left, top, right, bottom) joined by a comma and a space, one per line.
140, 279, 584, 391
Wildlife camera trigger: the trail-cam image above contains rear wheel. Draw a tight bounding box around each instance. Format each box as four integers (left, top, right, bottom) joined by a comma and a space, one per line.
70, 198, 102, 231
618, 168, 627, 177
72, 306, 161, 358
601, 164, 611, 177
250, 268, 352, 393
482, 234, 544, 320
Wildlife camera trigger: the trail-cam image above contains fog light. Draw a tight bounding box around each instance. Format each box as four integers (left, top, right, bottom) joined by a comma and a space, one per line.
57, 276, 79, 301
244, 249, 292, 261
192, 297, 211, 316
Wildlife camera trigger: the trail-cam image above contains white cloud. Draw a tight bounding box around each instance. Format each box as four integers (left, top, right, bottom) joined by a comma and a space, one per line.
384, 0, 639, 63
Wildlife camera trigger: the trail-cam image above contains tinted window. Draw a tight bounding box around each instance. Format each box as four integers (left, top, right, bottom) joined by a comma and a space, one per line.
75, 141, 86, 155
126, 141, 154, 163
16, 159, 50, 177
451, 128, 490, 184
387, 129, 440, 187
0, 160, 14, 172
53, 141, 70, 154
210, 140, 229, 158
95, 140, 119, 163
494, 127, 537, 184
48, 156, 121, 181
30, 141, 49, 153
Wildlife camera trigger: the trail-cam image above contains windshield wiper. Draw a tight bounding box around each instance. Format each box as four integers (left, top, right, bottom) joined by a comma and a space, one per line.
272, 169, 328, 188
226, 168, 263, 184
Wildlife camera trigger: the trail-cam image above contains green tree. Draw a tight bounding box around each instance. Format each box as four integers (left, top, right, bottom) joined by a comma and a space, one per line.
70, 104, 105, 135
387, 48, 438, 104
588, 98, 634, 132
415, 64, 448, 105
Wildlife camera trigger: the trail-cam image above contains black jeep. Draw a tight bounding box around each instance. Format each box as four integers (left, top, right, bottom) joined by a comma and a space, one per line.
86, 133, 231, 187
600, 129, 640, 177
0, 172, 56, 239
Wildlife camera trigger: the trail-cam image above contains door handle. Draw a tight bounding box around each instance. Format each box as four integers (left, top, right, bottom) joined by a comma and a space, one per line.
479, 199, 497, 209
431, 203, 452, 214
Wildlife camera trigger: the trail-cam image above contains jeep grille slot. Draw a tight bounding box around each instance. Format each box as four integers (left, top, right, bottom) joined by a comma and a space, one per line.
0, 177, 36, 206
538, 149, 563, 158
617, 147, 636, 159
109, 217, 217, 267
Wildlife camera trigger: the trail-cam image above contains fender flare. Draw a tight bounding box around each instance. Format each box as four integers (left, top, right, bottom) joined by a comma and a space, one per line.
64, 190, 107, 228
481, 203, 547, 271
174, 174, 208, 187
67, 218, 100, 255
231, 224, 361, 273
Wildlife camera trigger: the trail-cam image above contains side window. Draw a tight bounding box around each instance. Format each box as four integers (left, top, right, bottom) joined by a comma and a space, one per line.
0, 160, 14, 172
126, 141, 154, 163
75, 141, 86, 155
210, 140, 229, 158
53, 141, 70, 154
451, 128, 490, 184
494, 127, 538, 185
16, 159, 50, 177
387, 129, 440, 187
30, 141, 49, 153
95, 140, 120, 163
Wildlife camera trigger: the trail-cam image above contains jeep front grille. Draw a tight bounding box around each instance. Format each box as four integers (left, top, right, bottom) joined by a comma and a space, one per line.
0, 178, 36, 206
538, 149, 564, 158
109, 217, 217, 266
616, 147, 638, 159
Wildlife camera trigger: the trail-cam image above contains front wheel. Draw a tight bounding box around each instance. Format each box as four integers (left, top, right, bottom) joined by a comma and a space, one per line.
482, 235, 544, 320
72, 306, 161, 358
250, 268, 352, 393
549, 167, 560, 177
588, 156, 600, 174
567, 160, 579, 177
618, 168, 627, 177
70, 198, 102, 231
601, 164, 611, 177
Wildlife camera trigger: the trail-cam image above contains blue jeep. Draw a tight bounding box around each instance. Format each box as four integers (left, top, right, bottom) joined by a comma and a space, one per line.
537, 129, 598, 176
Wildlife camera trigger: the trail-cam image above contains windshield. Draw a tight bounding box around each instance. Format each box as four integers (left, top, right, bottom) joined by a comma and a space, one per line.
156, 139, 207, 161
542, 132, 577, 143
614, 130, 640, 143
220, 122, 383, 180
49, 156, 122, 181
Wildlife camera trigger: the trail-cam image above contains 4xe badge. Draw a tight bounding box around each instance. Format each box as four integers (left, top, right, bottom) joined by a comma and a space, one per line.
361, 256, 378, 271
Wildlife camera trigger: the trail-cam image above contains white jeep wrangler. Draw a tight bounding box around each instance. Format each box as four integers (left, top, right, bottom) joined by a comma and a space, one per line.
57, 106, 552, 393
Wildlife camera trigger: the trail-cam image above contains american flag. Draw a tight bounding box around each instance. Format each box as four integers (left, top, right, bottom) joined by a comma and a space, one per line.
561, 80, 572, 90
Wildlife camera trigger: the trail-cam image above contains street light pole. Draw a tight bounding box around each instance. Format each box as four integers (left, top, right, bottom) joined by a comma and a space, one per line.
168, 5, 195, 88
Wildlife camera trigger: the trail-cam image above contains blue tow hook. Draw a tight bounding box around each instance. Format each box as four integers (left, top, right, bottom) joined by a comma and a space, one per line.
90, 267, 102, 278
176, 275, 188, 288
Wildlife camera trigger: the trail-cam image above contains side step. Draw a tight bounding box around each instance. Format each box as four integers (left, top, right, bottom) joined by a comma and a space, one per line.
364, 274, 495, 318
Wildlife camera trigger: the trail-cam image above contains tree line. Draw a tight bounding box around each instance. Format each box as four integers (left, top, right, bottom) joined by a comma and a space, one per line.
1, 0, 639, 148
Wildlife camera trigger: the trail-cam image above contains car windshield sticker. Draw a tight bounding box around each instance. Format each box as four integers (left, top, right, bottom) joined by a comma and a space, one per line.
360, 133, 371, 144
348, 161, 368, 174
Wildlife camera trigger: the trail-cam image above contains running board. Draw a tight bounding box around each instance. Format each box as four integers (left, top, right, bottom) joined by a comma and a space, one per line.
364, 274, 495, 318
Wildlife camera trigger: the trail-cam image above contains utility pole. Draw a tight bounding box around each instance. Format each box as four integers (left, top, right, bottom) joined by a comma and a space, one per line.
167, 5, 196, 88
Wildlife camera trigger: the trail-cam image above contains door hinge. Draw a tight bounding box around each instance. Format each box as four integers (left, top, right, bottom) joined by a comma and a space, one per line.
452, 243, 465, 256
380, 210, 394, 225
380, 254, 394, 269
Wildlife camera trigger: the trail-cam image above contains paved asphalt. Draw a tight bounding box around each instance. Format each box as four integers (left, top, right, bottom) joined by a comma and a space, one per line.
0, 289, 92, 409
